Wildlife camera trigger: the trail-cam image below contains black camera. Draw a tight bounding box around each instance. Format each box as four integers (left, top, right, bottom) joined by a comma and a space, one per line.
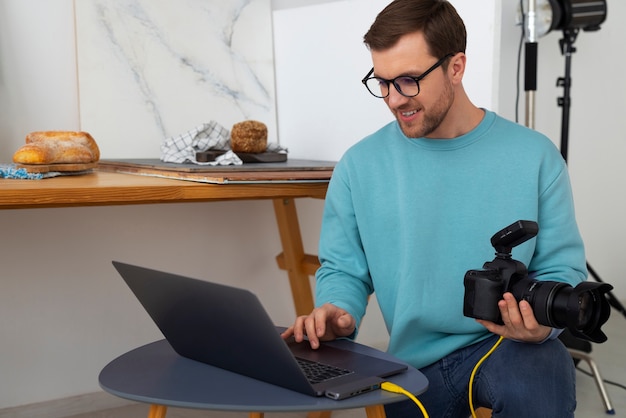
463, 220, 613, 343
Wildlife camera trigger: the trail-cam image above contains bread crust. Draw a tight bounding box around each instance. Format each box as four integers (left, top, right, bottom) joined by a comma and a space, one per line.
230, 120, 268, 154
13, 131, 100, 164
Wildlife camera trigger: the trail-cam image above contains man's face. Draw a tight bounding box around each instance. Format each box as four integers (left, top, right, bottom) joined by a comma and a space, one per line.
371, 32, 454, 139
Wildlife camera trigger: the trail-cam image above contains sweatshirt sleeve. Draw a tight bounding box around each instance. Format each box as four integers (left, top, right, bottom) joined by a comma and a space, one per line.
529, 156, 587, 286
314, 159, 374, 330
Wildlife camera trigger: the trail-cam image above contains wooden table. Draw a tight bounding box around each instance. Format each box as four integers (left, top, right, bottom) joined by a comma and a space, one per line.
0, 168, 329, 316
1, 163, 347, 418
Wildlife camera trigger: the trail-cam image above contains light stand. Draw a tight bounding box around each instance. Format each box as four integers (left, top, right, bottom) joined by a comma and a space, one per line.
555, 28, 626, 320
522, 0, 623, 318
524, 0, 538, 129
551, 26, 620, 413
556, 28, 577, 161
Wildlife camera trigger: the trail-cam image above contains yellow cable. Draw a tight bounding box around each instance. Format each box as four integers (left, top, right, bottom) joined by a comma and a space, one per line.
381, 381, 429, 418
381, 335, 503, 418
468, 336, 504, 417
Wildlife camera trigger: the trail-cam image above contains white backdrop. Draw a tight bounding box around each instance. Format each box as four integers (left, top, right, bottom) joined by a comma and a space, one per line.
273, 0, 500, 160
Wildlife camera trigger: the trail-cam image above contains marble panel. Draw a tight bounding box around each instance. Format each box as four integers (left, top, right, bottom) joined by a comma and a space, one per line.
75, 0, 276, 158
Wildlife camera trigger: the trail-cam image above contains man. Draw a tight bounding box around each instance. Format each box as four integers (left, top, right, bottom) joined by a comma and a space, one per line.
282, 0, 587, 416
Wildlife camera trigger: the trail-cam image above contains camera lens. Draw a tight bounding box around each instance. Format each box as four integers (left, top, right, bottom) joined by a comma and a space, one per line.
513, 280, 567, 327
577, 292, 592, 329
512, 279, 612, 343
564, 283, 612, 343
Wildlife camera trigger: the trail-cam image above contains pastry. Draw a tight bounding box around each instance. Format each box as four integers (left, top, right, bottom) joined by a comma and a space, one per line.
230, 120, 267, 154
13, 131, 100, 164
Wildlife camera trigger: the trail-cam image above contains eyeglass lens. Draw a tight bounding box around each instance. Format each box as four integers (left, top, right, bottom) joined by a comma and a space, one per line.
366, 77, 420, 98
362, 53, 454, 98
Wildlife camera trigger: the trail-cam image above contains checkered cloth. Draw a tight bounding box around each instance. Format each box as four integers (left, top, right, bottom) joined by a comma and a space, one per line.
160, 121, 287, 165
0, 164, 44, 179
0, 164, 48, 180
0, 164, 93, 179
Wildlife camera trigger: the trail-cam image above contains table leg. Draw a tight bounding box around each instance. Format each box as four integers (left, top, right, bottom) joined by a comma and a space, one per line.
475, 407, 492, 417
143, 200, 382, 418
307, 411, 331, 418
148, 404, 167, 418
273, 199, 336, 418
273, 198, 315, 316
365, 404, 386, 418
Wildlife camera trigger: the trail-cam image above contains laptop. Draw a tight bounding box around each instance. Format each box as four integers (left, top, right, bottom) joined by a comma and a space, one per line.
112, 261, 407, 400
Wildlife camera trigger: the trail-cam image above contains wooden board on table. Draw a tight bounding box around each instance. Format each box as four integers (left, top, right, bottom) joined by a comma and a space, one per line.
16, 162, 98, 173
196, 151, 288, 163
97, 159, 335, 184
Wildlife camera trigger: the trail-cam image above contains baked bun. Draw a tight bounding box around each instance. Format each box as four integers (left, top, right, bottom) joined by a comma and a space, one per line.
13, 131, 100, 164
230, 120, 267, 154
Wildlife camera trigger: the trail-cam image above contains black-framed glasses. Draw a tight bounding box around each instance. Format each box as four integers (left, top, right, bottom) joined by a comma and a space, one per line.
361, 53, 454, 98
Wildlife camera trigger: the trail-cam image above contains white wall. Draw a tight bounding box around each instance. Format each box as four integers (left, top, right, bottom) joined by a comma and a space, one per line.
273, 0, 500, 160
1, 0, 624, 410
495, 3, 626, 291
0, 0, 314, 409
0, 0, 79, 157
528, 3, 626, 295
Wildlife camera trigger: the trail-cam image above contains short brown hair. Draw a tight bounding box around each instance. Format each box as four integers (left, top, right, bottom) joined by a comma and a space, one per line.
363, 0, 466, 60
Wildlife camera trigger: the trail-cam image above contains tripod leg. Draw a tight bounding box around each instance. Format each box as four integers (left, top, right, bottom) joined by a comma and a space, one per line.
569, 349, 615, 414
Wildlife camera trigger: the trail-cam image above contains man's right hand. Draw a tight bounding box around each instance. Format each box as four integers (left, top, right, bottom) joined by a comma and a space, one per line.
280, 303, 356, 349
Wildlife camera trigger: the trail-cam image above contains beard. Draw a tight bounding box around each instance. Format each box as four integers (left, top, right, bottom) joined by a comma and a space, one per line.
395, 79, 454, 139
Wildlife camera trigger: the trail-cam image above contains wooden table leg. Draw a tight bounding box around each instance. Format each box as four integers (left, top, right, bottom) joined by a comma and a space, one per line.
148, 404, 167, 418
249, 413, 264, 418
307, 412, 332, 418
273, 198, 315, 316
365, 404, 386, 418
475, 407, 493, 417
274, 199, 334, 418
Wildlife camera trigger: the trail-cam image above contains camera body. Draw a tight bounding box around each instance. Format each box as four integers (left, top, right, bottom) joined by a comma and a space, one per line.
463, 220, 538, 324
463, 220, 612, 343
463, 257, 529, 325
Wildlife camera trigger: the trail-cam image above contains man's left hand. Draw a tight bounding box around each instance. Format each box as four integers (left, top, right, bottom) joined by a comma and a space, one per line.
476, 292, 551, 342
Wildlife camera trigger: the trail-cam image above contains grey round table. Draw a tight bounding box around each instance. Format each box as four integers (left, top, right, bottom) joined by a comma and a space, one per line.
99, 338, 428, 418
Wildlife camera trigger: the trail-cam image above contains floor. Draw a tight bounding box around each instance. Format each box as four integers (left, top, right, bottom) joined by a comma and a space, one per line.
68, 309, 626, 418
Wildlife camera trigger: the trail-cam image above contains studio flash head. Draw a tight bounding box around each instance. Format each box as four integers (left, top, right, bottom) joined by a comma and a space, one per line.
533, 0, 607, 36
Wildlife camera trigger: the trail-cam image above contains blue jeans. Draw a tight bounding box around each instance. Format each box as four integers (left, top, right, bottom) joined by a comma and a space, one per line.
384, 335, 576, 418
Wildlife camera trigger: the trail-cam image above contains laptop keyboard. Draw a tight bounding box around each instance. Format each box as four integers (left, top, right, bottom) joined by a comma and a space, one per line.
296, 357, 353, 384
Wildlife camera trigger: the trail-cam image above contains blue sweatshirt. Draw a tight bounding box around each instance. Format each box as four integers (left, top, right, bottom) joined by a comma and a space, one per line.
315, 110, 587, 369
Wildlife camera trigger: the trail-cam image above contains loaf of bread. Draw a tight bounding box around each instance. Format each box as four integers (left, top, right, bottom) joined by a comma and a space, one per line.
230, 120, 267, 153
13, 131, 100, 164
